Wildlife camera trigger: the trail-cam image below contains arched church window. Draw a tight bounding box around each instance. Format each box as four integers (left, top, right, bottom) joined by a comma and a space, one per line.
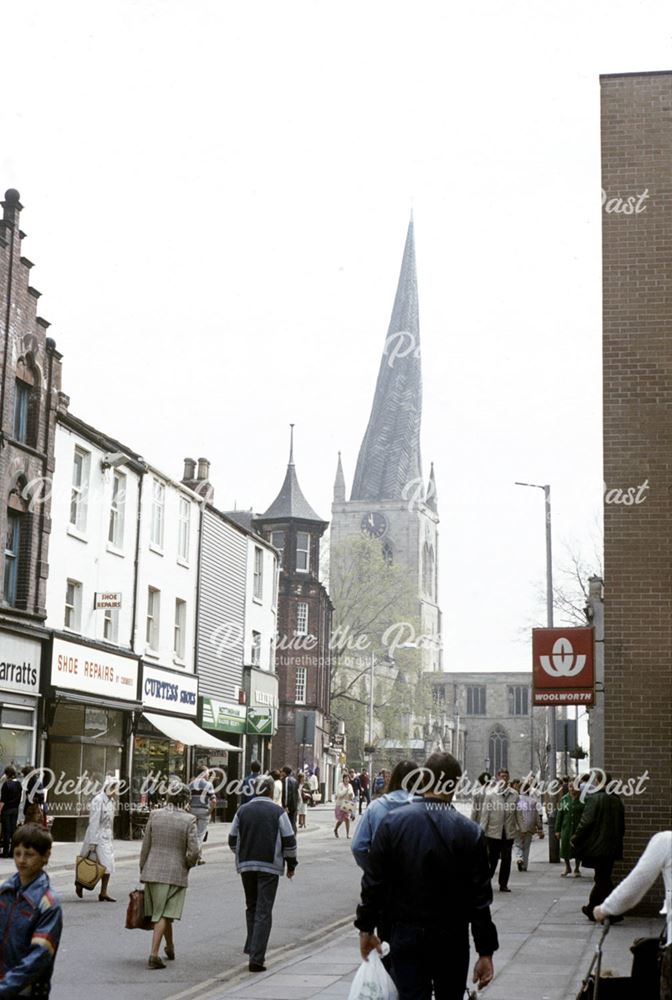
488, 726, 509, 773
382, 541, 393, 566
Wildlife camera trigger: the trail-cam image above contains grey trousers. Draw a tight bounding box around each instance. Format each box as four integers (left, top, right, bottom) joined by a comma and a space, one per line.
241, 872, 279, 965
192, 809, 210, 848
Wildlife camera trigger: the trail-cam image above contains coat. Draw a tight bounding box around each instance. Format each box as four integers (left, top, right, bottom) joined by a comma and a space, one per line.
80, 792, 116, 874
139, 807, 200, 888
554, 794, 584, 861
0, 870, 62, 997
479, 786, 519, 840
571, 790, 625, 868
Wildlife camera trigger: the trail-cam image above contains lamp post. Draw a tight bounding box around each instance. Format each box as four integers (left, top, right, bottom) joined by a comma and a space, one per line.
515, 481, 559, 861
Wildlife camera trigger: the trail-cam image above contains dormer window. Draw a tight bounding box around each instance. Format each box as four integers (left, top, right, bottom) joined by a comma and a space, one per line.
296, 532, 310, 573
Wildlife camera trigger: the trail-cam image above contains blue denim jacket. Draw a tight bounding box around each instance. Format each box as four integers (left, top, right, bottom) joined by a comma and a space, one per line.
0, 871, 62, 997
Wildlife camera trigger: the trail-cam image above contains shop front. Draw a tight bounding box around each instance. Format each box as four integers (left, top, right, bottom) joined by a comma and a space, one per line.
0, 629, 42, 770
45, 635, 141, 841
243, 666, 278, 773
132, 665, 240, 833
200, 696, 247, 820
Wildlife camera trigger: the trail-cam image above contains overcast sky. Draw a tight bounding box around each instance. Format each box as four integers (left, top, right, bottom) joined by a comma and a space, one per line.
2, 1, 669, 670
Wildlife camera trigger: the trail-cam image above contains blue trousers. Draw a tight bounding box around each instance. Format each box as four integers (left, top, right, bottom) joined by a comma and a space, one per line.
389, 923, 470, 1000
241, 872, 279, 965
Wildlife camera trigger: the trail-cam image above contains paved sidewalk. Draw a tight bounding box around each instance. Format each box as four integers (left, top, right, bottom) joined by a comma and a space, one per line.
208, 837, 662, 1000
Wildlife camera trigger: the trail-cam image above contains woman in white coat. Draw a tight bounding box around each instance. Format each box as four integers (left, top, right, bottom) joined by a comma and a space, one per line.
75, 777, 119, 901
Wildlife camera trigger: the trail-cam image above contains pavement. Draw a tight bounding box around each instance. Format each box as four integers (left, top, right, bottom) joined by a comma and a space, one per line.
0, 807, 663, 1000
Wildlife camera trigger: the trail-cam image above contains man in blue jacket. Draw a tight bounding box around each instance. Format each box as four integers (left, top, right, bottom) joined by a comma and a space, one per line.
229, 775, 297, 972
355, 752, 498, 1000
0, 824, 63, 997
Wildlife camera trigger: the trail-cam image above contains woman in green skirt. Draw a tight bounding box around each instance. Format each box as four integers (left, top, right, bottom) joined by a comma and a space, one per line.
139, 785, 200, 969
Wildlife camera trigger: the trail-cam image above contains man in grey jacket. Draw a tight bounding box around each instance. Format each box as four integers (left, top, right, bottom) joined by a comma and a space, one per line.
229, 776, 298, 972
478, 769, 519, 892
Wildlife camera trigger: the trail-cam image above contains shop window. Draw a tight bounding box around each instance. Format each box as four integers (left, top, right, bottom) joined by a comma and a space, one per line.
174, 598, 186, 660
177, 497, 190, 562
133, 730, 187, 807
295, 666, 307, 704
296, 602, 308, 636
64, 579, 82, 632
108, 471, 126, 548
251, 630, 261, 666
146, 587, 160, 651
150, 478, 165, 548
253, 547, 263, 600
270, 531, 284, 569
70, 448, 90, 532
296, 532, 310, 573
47, 704, 124, 815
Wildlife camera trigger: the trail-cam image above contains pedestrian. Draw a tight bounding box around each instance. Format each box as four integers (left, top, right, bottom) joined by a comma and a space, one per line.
307, 769, 319, 804
188, 767, 216, 864
478, 768, 518, 892
240, 761, 262, 807
514, 779, 544, 872
139, 783, 200, 969
281, 766, 299, 833
351, 759, 416, 870
350, 770, 361, 811
0, 823, 62, 997
297, 773, 308, 829
270, 770, 283, 805
228, 774, 298, 973
358, 769, 370, 814
355, 751, 498, 999
334, 772, 355, 838
75, 777, 119, 902
572, 776, 625, 921
0, 766, 23, 857
18, 765, 48, 827
469, 771, 492, 826
554, 781, 584, 877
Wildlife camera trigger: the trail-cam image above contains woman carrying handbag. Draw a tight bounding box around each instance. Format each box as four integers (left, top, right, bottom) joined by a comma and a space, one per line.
75, 777, 119, 901
139, 783, 200, 969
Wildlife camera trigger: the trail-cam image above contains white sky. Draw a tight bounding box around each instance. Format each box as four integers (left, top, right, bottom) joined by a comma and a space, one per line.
2, 1, 670, 670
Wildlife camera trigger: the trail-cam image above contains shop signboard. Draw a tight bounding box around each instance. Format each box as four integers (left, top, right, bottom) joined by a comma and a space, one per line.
532, 627, 594, 706
51, 637, 138, 702
141, 664, 198, 717
202, 697, 246, 733
247, 708, 273, 735
0, 633, 41, 695
94, 592, 122, 609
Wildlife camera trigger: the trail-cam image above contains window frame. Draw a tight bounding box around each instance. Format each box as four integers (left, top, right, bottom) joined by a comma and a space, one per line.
296, 602, 309, 636
13, 380, 30, 443
296, 531, 310, 573
466, 685, 487, 716
70, 448, 90, 533
174, 598, 187, 661
64, 579, 82, 632
251, 630, 261, 666
270, 530, 284, 569
253, 547, 263, 601
107, 470, 126, 549
295, 666, 307, 705
177, 497, 190, 563
150, 478, 165, 550
507, 685, 529, 716
103, 607, 119, 644
3, 512, 21, 606
146, 587, 160, 652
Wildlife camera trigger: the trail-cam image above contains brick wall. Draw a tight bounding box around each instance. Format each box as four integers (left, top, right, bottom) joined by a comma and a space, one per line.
0, 190, 62, 624
601, 72, 672, 913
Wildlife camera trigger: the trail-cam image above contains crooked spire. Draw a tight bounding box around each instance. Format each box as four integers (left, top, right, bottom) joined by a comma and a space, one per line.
350, 217, 422, 502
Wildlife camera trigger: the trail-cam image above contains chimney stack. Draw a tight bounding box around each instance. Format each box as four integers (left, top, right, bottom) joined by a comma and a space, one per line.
197, 457, 210, 481
2, 188, 22, 227
183, 457, 196, 480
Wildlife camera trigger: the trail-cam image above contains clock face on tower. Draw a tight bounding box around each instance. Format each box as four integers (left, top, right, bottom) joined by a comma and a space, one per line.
361, 512, 388, 538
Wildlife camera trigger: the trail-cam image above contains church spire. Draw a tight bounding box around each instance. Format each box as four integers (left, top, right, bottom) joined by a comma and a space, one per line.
427, 462, 438, 512
350, 217, 422, 502
260, 425, 324, 522
333, 451, 346, 503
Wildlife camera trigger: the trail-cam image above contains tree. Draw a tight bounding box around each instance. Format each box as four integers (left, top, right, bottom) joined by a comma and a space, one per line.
328, 534, 425, 761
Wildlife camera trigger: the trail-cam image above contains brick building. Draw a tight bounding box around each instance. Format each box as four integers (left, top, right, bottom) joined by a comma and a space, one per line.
600, 71, 672, 910
253, 429, 334, 786
0, 189, 63, 766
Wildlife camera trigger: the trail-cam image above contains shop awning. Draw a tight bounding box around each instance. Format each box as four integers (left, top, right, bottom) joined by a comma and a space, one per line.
142, 712, 242, 751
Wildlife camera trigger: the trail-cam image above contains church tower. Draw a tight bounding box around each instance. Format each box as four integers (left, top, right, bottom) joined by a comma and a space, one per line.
330, 219, 441, 671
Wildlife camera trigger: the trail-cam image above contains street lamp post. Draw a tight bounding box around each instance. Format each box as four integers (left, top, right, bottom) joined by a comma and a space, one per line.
515, 481, 559, 862
368, 652, 375, 785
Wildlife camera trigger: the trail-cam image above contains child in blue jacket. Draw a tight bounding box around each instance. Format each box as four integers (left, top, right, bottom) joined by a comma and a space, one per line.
0, 824, 62, 997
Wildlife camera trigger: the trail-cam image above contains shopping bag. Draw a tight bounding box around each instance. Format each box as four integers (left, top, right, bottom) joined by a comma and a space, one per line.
347, 948, 398, 1000
125, 889, 153, 930
75, 851, 105, 890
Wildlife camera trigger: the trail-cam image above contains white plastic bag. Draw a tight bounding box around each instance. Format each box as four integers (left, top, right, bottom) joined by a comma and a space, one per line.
347, 945, 398, 1000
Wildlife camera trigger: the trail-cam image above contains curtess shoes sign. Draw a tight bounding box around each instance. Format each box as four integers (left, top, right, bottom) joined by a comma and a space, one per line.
0, 634, 41, 695
532, 627, 594, 706
142, 664, 198, 717
51, 636, 139, 702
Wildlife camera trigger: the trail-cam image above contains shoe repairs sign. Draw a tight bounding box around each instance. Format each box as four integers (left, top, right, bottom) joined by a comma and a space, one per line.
532, 627, 594, 705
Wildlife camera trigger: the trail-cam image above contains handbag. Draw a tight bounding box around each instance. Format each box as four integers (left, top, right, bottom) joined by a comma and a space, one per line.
125, 888, 153, 931
75, 850, 106, 890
